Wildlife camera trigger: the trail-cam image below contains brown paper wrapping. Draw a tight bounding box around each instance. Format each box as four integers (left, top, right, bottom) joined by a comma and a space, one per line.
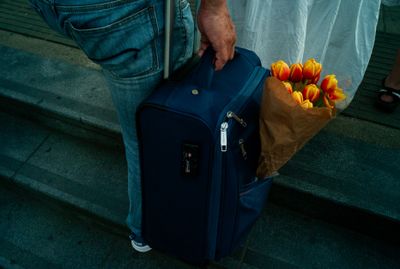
256, 77, 336, 178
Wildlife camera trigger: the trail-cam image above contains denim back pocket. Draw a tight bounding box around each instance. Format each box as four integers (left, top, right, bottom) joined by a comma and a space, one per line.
67, 5, 160, 79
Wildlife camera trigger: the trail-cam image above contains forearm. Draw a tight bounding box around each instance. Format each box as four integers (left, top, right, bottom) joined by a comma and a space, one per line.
200, 0, 228, 10
197, 0, 236, 70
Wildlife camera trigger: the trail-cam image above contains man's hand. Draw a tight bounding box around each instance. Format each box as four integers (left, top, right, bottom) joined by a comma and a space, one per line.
197, 0, 236, 71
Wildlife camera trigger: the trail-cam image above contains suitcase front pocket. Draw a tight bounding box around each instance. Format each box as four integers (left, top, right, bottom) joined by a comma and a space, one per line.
231, 177, 273, 250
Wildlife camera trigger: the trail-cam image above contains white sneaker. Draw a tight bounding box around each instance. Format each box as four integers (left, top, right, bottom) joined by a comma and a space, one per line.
129, 233, 152, 253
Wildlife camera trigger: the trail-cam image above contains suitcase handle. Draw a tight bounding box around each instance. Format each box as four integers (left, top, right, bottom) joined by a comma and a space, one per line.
195, 47, 216, 89
196, 47, 241, 89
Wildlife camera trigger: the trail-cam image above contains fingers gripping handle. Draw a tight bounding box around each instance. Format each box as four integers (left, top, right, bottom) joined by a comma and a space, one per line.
196, 47, 241, 89
195, 47, 216, 89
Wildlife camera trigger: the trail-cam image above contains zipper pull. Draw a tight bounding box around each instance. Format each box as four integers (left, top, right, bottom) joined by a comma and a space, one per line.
226, 111, 247, 127
220, 122, 229, 152
238, 139, 247, 160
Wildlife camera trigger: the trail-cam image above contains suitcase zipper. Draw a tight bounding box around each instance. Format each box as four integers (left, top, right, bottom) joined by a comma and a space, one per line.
213, 67, 267, 259
220, 111, 248, 152
218, 68, 266, 153
226, 111, 247, 127
238, 139, 248, 160
220, 122, 229, 152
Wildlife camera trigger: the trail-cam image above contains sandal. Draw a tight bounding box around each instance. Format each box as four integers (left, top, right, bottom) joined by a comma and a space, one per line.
376, 78, 400, 112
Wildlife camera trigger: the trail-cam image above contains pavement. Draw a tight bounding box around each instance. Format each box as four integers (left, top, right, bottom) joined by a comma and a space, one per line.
0, 3, 400, 269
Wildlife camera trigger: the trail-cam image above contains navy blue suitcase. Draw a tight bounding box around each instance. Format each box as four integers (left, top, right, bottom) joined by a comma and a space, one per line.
137, 48, 273, 263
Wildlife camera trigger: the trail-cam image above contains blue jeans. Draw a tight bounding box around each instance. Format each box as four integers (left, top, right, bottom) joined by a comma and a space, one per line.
29, 0, 194, 236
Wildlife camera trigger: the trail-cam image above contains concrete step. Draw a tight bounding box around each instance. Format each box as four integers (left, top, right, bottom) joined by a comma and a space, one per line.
1, 105, 400, 268
0, 183, 244, 269
244, 203, 400, 269
273, 116, 400, 243
2, 168, 400, 269
0, 35, 122, 148
0, 109, 127, 230
0, 37, 400, 234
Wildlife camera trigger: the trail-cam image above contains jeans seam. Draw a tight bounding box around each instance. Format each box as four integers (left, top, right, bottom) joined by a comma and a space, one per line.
179, 0, 188, 61
56, 0, 140, 13
66, 6, 150, 34
150, 5, 160, 72
33, 0, 53, 5
106, 5, 160, 79
104, 68, 162, 83
64, 5, 159, 80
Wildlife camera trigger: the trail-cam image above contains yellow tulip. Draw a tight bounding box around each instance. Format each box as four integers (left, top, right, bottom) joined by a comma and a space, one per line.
303, 58, 322, 81
300, 99, 314, 109
320, 74, 338, 94
282, 81, 293, 94
327, 87, 346, 102
289, 63, 303, 82
291, 91, 303, 104
302, 84, 320, 102
271, 60, 290, 81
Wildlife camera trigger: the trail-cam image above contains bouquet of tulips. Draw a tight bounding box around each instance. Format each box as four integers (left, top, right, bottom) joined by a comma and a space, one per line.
256, 59, 346, 178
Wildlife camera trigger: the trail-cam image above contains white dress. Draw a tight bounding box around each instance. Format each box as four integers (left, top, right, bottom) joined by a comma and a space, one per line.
228, 0, 383, 109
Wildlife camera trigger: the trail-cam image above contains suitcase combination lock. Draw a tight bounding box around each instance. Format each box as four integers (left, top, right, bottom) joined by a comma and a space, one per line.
181, 143, 200, 177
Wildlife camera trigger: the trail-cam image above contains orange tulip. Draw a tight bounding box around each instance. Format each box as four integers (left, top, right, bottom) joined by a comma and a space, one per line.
282, 81, 293, 94
310, 74, 321, 84
303, 58, 322, 81
323, 95, 335, 109
320, 74, 338, 94
300, 99, 314, 109
271, 60, 290, 81
291, 91, 303, 104
289, 63, 303, 82
302, 84, 320, 102
327, 87, 346, 102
